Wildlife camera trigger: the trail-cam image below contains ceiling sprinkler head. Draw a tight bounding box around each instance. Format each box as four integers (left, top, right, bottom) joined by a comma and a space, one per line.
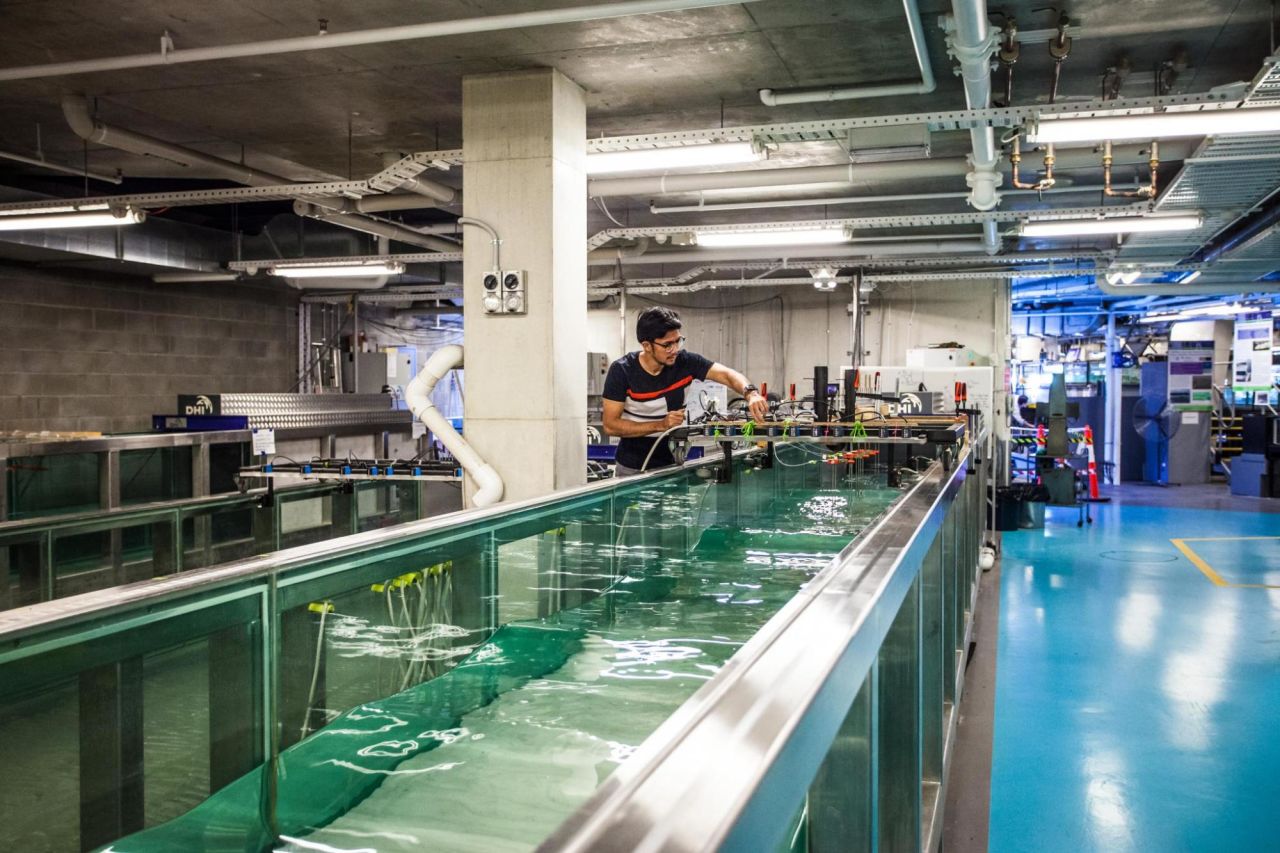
810, 266, 839, 291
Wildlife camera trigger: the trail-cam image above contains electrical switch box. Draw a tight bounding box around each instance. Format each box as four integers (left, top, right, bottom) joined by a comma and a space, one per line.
481, 270, 502, 314
500, 270, 526, 314
481, 269, 527, 314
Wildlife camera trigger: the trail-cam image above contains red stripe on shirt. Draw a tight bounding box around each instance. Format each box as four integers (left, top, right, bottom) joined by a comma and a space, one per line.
627, 375, 692, 401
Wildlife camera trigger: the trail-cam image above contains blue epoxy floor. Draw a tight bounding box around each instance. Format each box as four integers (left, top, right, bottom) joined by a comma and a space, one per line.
989, 500, 1280, 852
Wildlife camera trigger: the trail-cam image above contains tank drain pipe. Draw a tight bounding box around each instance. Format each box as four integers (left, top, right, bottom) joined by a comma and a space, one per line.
404, 344, 504, 507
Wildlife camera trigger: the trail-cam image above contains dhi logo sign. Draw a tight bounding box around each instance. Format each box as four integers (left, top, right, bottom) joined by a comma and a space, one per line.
178, 394, 221, 415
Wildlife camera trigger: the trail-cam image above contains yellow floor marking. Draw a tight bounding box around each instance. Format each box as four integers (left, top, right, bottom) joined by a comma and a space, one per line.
1173, 535, 1280, 543
1170, 537, 1280, 588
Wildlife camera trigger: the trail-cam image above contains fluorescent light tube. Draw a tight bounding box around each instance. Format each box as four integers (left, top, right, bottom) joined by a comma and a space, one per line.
1021, 215, 1202, 237
1028, 106, 1280, 144
586, 142, 761, 175
269, 261, 405, 278
0, 207, 143, 231
0, 202, 111, 216
695, 227, 849, 248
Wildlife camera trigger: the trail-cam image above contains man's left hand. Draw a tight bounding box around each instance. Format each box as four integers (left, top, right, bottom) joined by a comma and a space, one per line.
746, 392, 769, 422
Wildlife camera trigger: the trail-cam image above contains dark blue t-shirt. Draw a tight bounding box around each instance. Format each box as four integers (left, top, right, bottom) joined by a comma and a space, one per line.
603, 350, 714, 469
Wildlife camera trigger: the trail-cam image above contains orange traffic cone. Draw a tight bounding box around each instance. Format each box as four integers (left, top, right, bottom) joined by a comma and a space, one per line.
1083, 425, 1100, 500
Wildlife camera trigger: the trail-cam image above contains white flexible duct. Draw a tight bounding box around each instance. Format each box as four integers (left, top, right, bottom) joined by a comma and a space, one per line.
759, 0, 935, 105
404, 345, 504, 507
944, 4, 1002, 211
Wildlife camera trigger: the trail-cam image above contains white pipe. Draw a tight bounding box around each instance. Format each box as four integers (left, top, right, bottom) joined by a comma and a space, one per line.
292, 201, 459, 252
759, 0, 935, 104
404, 345, 504, 507
590, 161, 965, 198
0, 1, 763, 82
63, 96, 457, 218
646, 183, 1119, 214
62, 96, 291, 186
588, 240, 987, 266
400, 175, 457, 204
0, 147, 121, 184
151, 271, 239, 283
943, 6, 1002, 210
306, 194, 448, 214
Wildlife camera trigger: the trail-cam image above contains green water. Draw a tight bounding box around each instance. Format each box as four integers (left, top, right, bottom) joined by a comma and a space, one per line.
112, 465, 900, 852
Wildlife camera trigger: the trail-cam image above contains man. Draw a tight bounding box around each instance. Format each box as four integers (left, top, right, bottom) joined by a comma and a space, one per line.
603, 306, 769, 476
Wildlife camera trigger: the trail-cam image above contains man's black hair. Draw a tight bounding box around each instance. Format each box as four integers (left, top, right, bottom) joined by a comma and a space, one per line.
636, 306, 682, 343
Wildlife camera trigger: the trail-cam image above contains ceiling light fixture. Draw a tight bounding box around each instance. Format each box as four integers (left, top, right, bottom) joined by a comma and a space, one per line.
1028, 106, 1280, 144
810, 266, 839, 291
586, 141, 761, 175
1020, 215, 1202, 237
0, 205, 143, 231
695, 226, 849, 248
268, 260, 406, 278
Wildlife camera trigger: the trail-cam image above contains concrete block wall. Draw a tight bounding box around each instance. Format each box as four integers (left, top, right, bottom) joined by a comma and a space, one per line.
0, 264, 299, 433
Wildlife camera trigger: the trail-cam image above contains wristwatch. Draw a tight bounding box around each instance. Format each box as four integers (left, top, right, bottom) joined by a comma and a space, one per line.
743, 384, 761, 398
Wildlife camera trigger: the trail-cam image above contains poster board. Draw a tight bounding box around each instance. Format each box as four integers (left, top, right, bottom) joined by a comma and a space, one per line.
1233, 313, 1276, 392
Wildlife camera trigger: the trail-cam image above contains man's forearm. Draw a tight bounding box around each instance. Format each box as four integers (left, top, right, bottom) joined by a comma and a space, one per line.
604, 418, 669, 438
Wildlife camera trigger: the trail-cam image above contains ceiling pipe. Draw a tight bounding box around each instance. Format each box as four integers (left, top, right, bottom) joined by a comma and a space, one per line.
399, 175, 457, 204
292, 201, 458, 252
590, 161, 966, 198
62, 96, 292, 186
647, 183, 1127, 214
588, 240, 987, 266
65, 97, 457, 227
0, 147, 121, 184
594, 143, 1177, 200
151, 271, 239, 283
758, 0, 935, 105
0, 0, 764, 82
942, 4, 1002, 211
310, 194, 447, 214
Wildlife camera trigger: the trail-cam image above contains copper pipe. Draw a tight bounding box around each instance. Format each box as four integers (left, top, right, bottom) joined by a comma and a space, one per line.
1009, 134, 1054, 191
1103, 139, 1159, 198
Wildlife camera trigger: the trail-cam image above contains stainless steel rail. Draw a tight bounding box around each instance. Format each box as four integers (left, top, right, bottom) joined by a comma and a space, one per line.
543, 446, 978, 852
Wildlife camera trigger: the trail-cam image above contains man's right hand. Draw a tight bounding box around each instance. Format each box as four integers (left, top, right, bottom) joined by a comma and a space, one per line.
661, 409, 686, 429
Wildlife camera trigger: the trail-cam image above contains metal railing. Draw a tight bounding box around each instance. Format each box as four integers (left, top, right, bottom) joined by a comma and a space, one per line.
0, 446, 985, 852
545, 445, 985, 852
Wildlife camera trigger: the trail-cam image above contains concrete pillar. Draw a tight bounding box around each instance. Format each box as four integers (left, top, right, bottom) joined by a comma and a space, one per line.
462, 69, 587, 503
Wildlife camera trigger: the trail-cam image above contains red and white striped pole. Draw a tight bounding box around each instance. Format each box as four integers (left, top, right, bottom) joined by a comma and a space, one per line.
1083, 425, 1100, 500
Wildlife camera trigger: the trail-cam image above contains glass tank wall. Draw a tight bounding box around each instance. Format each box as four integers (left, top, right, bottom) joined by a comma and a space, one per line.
0, 448, 983, 852
0, 482, 425, 612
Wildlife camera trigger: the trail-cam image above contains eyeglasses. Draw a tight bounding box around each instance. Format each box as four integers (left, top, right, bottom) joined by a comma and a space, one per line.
651, 336, 686, 352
